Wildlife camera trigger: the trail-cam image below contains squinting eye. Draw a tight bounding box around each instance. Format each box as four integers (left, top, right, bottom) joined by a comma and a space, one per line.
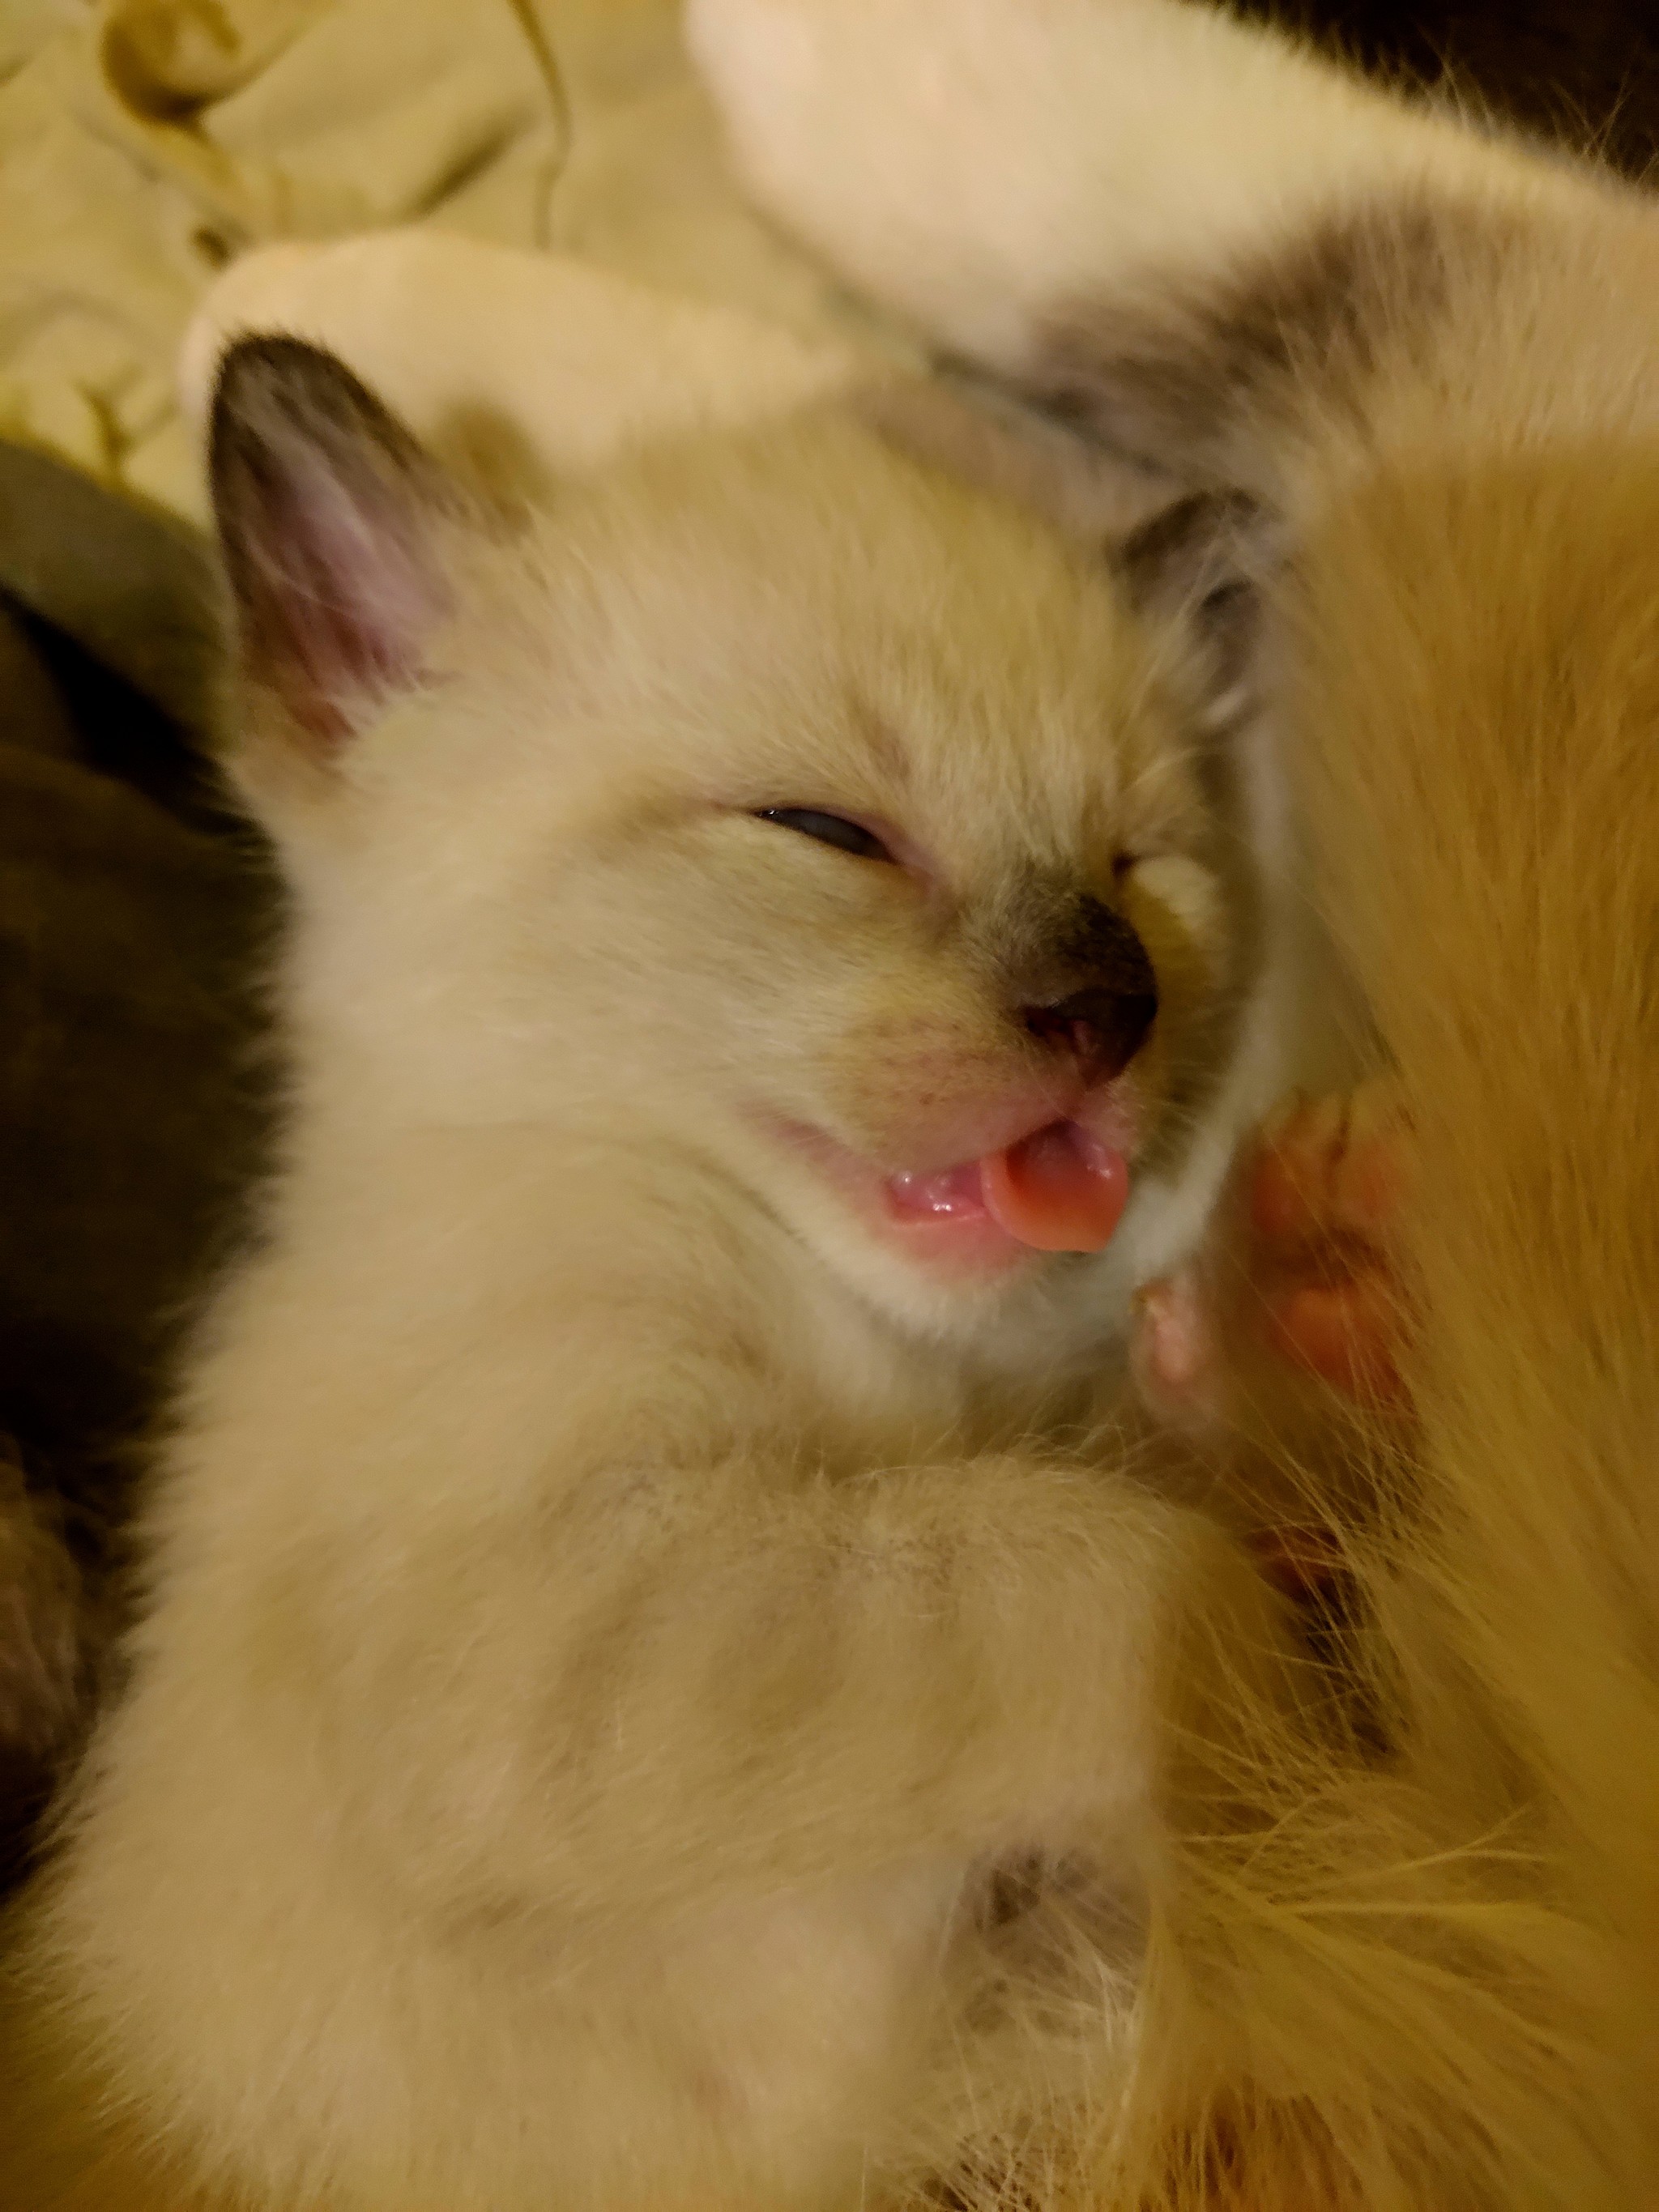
754, 808, 896, 863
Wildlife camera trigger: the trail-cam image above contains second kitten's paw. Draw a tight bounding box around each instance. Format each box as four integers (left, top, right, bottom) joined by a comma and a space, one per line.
1132, 1080, 1414, 1443
1249, 1083, 1412, 1408
1133, 1089, 1413, 1609
684, 0, 1093, 364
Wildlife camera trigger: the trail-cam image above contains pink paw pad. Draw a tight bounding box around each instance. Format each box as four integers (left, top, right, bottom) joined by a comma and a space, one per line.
1251, 1085, 1411, 1407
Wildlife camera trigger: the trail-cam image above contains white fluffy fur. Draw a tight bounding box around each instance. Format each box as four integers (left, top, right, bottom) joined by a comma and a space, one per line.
684, 2, 1659, 2203
176, 234, 872, 492
684, 0, 1609, 375
0, 348, 1296, 2210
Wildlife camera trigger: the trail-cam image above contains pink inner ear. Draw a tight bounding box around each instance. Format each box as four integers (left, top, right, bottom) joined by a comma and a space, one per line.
243, 454, 448, 756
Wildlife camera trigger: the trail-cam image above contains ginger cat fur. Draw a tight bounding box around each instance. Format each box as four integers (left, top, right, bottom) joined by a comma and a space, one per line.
684, 1, 1659, 2201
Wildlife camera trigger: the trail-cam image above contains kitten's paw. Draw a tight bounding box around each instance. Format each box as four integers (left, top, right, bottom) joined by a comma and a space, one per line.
1132, 1080, 1413, 1436
684, 0, 1092, 364
1250, 1081, 1412, 1407
1133, 1089, 1411, 1610
1131, 1265, 1229, 1434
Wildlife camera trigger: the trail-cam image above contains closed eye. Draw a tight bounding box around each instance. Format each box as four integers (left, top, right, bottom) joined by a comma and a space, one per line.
754, 808, 897, 863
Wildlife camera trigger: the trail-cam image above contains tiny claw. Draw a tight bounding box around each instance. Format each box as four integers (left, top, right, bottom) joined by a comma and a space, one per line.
1135, 1275, 1210, 1392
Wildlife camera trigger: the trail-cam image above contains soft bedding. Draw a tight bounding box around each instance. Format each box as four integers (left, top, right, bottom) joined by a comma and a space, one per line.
0, 0, 868, 724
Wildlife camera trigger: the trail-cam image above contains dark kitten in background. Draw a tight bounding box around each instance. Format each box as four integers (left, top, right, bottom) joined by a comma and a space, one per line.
1222, 0, 1659, 177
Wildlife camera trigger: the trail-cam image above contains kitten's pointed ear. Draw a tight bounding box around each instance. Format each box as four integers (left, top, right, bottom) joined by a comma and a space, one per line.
859, 373, 1278, 728
1117, 489, 1277, 729
210, 337, 466, 760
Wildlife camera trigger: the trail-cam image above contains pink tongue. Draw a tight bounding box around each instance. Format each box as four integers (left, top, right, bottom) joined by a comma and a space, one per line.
979, 1123, 1129, 1253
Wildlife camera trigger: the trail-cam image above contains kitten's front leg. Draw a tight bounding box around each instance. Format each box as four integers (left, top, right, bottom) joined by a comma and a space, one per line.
310, 1439, 1298, 2200
345, 1449, 1282, 1923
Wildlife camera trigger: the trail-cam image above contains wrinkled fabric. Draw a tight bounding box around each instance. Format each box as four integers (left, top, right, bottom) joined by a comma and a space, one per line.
0, 0, 852, 717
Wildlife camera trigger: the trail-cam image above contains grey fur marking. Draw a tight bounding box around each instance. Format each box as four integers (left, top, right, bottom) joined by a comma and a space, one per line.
1027, 194, 1511, 480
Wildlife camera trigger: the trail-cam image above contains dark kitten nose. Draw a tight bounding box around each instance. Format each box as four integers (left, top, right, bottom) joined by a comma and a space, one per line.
1021, 984, 1158, 1084
1015, 895, 1158, 1083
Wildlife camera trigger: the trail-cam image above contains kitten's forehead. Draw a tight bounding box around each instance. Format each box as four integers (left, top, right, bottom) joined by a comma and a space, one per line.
538, 409, 1187, 870
842, 613, 1174, 872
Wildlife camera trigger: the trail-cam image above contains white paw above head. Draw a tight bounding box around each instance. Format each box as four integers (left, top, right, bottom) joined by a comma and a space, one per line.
683, 0, 1503, 399
177, 231, 864, 509
684, 0, 1090, 366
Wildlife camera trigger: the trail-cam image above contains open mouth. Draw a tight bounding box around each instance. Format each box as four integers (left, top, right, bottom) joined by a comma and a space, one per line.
887, 1120, 1129, 1255
768, 1109, 1135, 1279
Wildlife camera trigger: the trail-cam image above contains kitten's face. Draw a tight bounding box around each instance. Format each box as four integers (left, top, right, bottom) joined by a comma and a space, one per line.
219, 347, 1252, 1337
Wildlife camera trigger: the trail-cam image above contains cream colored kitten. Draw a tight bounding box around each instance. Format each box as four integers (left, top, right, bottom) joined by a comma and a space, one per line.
0, 339, 1293, 2210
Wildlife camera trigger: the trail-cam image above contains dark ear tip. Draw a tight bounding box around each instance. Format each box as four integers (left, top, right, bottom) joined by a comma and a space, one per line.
209, 336, 427, 488
212, 331, 376, 408
206, 338, 458, 760
1115, 488, 1278, 628
1117, 489, 1265, 590
1117, 488, 1278, 722
211, 333, 343, 431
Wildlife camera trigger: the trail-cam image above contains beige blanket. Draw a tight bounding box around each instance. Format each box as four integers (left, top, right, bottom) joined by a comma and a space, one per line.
0, 0, 863, 727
